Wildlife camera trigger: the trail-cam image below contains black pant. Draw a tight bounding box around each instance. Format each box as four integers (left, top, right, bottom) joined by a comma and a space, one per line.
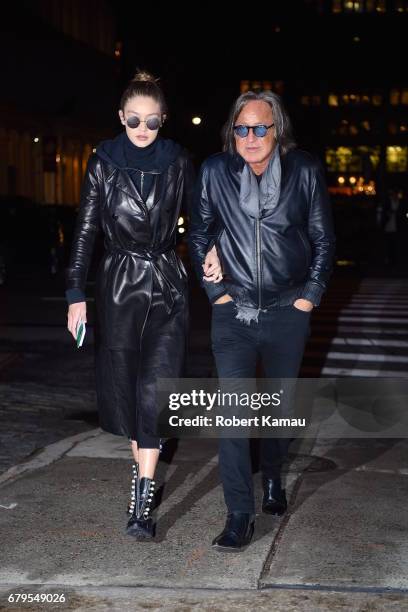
211, 301, 311, 513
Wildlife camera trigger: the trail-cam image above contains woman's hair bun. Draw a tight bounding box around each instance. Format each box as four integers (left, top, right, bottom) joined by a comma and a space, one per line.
132, 70, 158, 84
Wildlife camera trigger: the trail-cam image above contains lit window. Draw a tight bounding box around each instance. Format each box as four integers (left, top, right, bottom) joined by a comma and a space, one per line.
329, 94, 339, 106
325, 146, 380, 173
301, 96, 310, 105
390, 89, 400, 105
402, 89, 408, 105
361, 120, 371, 131
372, 94, 382, 106
240, 80, 250, 94
395, 1, 408, 12
332, 0, 387, 12
386, 146, 408, 172
376, 0, 386, 12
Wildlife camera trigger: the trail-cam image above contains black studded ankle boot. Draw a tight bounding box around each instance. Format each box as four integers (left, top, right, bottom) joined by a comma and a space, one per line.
126, 477, 156, 539
127, 463, 139, 515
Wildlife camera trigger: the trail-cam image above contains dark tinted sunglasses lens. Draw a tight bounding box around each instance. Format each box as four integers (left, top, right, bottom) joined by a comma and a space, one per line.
253, 126, 268, 137
126, 116, 140, 129
234, 126, 249, 138
146, 117, 161, 130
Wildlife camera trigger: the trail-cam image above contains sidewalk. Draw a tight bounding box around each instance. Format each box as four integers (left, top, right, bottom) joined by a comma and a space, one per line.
0, 430, 407, 611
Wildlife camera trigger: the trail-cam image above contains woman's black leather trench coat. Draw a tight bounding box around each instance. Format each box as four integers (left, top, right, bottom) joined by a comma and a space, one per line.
66, 146, 194, 439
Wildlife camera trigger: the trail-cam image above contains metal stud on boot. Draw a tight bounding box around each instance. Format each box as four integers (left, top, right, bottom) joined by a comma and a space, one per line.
126, 477, 156, 539
127, 463, 139, 515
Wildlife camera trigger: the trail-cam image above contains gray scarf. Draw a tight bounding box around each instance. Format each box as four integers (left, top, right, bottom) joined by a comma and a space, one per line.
235, 146, 282, 325
239, 145, 281, 219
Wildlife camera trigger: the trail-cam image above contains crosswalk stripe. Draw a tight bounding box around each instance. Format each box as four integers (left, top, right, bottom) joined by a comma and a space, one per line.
302, 366, 408, 377
320, 309, 408, 315
309, 337, 408, 348
302, 280, 408, 378
305, 350, 408, 363
311, 326, 408, 335
321, 316, 408, 323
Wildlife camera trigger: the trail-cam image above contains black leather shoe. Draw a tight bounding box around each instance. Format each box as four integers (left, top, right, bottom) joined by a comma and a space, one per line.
212, 512, 255, 552
262, 477, 287, 516
126, 477, 155, 539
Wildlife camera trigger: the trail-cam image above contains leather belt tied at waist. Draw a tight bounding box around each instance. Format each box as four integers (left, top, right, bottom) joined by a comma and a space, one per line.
107, 241, 185, 313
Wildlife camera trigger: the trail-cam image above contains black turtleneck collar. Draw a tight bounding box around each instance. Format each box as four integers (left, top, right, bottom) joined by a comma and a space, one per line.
124, 133, 159, 171
96, 131, 182, 174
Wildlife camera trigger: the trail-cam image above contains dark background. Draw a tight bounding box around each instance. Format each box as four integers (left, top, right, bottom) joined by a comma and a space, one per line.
1, 0, 407, 277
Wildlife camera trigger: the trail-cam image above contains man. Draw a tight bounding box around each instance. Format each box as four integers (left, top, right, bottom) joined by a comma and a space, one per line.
189, 90, 335, 551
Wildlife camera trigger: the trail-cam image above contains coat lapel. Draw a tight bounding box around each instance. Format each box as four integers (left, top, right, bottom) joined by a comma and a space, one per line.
106, 167, 147, 215
105, 165, 166, 215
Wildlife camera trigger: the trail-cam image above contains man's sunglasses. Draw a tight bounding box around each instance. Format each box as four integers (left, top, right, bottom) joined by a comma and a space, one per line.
125, 116, 162, 130
233, 123, 275, 138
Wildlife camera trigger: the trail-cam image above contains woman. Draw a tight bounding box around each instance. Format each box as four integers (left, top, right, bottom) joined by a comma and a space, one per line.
66, 71, 194, 539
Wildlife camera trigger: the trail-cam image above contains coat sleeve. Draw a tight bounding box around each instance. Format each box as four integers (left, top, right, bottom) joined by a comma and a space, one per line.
188, 162, 228, 304
65, 154, 102, 304
299, 160, 336, 306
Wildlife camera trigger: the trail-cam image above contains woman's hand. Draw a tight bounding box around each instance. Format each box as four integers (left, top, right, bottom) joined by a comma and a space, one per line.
203, 245, 223, 283
67, 302, 87, 339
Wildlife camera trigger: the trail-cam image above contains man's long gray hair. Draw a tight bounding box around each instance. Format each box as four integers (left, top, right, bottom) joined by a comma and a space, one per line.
223, 90, 296, 156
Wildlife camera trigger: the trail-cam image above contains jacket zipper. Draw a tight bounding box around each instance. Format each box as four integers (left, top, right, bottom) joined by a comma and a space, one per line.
256, 218, 262, 309
141, 171, 144, 198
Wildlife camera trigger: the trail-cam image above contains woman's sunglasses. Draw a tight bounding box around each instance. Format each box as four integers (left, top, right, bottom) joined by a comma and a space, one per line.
233, 123, 275, 138
125, 116, 162, 130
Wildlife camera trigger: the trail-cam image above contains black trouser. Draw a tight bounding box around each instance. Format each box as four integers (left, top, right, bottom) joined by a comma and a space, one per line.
211, 301, 311, 514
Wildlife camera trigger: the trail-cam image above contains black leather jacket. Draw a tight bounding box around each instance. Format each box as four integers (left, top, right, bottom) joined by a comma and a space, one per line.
189, 148, 335, 308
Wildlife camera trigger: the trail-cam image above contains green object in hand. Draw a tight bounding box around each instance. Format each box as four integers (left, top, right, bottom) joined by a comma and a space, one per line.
76, 321, 86, 348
